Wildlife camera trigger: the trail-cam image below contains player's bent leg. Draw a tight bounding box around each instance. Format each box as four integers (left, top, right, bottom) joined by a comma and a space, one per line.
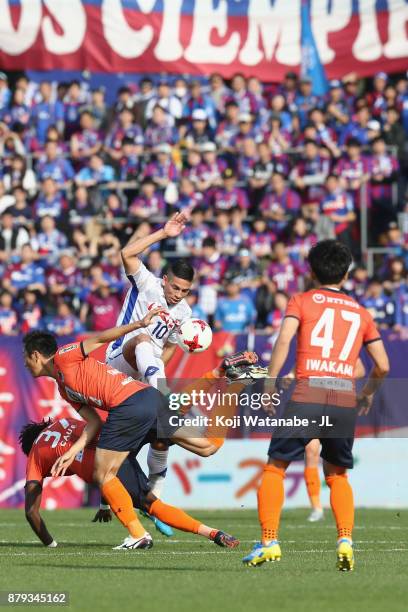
324, 461, 354, 572
304, 439, 324, 522
94, 448, 151, 544
142, 494, 239, 548
125, 334, 163, 388
243, 458, 288, 567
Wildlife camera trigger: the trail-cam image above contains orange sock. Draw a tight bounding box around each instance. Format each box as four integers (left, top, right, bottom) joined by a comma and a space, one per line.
258, 464, 285, 544
149, 499, 201, 534
325, 474, 354, 540
101, 477, 145, 538
304, 467, 321, 509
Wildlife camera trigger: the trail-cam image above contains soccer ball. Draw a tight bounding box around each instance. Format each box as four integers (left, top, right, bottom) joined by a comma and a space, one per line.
176, 318, 213, 353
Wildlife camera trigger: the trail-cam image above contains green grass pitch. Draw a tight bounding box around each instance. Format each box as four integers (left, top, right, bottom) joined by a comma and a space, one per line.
0, 508, 407, 612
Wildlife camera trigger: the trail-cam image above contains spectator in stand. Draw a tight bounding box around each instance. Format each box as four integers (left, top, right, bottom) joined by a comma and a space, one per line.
214, 277, 256, 333
308, 107, 340, 158
196, 142, 226, 192
9, 187, 33, 229
0, 289, 18, 335
0, 210, 30, 263
184, 109, 214, 149
70, 110, 102, 164
212, 168, 249, 213
291, 139, 330, 205
228, 73, 259, 116
267, 241, 303, 294
146, 250, 165, 278
177, 207, 209, 256
75, 153, 115, 187
88, 87, 108, 131
2, 87, 30, 131
366, 72, 388, 118
2, 154, 37, 197
183, 80, 217, 129
215, 100, 240, 151
118, 137, 140, 182
212, 210, 242, 256
182, 147, 202, 186
0, 72, 11, 112
19, 289, 43, 333
266, 290, 289, 333
80, 281, 121, 331
334, 138, 371, 209
228, 248, 261, 299
361, 277, 395, 328
175, 176, 203, 212
34, 178, 66, 220
369, 136, 399, 237
144, 104, 177, 149
195, 236, 227, 321
129, 177, 165, 220
145, 77, 182, 123
231, 113, 262, 153
255, 277, 277, 329
31, 81, 65, 145
246, 217, 275, 259
382, 257, 406, 293
47, 252, 82, 299
260, 172, 301, 232
3, 244, 46, 297
63, 80, 86, 139
264, 113, 290, 155
45, 301, 83, 336
286, 216, 317, 262
339, 104, 372, 146
321, 174, 356, 250
247, 142, 274, 203
104, 107, 143, 161
208, 73, 230, 117
31, 215, 68, 260
294, 77, 321, 128
394, 277, 408, 329
344, 264, 369, 300
143, 143, 179, 192
325, 80, 350, 134
186, 290, 207, 321
36, 140, 75, 186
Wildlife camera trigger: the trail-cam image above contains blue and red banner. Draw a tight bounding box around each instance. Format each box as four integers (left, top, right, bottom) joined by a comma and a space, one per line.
0, 1, 407, 79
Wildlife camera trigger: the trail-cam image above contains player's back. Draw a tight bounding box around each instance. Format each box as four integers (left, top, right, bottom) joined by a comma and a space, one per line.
286, 287, 380, 406
289, 287, 380, 380
26, 418, 95, 484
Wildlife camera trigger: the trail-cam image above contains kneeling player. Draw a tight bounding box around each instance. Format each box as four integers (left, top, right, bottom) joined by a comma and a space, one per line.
20, 417, 238, 550
242, 240, 389, 571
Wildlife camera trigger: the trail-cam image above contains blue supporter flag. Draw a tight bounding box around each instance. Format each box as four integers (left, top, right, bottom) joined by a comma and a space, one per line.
300, 0, 328, 97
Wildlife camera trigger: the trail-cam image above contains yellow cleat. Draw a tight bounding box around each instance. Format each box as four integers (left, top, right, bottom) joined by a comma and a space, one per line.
242, 541, 282, 567
336, 539, 354, 572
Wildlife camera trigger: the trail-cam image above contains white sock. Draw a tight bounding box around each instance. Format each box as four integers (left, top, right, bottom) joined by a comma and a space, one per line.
147, 446, 169, 498
135, 341, 161, 388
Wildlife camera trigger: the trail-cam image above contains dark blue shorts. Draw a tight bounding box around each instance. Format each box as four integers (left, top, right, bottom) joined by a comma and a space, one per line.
97, 387, 163, 453
117, 454, 150, 509
267, 401, 356, 469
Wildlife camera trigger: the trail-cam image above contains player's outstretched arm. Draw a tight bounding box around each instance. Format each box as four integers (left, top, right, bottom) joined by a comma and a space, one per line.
25, 482, 56, 547
81, 306, 164, 356
121, 211, 189, 275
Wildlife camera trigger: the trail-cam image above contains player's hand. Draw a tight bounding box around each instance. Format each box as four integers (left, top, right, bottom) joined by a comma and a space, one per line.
163, 212, 188, 238
262, 378, 278, 415
140, 306, 166, 327
357, 393, 373, 416
92, 509, 112, 523
51, 451, 76, 477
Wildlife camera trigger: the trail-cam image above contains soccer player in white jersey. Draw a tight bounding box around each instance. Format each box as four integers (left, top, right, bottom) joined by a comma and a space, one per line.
106, 212, 193, 502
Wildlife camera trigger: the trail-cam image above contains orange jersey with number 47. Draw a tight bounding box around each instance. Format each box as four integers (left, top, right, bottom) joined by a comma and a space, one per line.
285, 288, 380, 404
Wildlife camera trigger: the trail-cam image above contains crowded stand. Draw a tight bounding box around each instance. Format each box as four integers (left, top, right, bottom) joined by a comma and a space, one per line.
0, 70, 407, 336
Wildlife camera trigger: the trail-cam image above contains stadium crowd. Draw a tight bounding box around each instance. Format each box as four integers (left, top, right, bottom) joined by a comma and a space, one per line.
0, 69, 407, 336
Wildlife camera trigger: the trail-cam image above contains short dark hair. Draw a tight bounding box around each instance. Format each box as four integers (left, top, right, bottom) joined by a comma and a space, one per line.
168, 260, 194, 282
307, 240, 352, 285
19, 419, 52, 456
202, 237, 216, 249
23, 331, 58, 358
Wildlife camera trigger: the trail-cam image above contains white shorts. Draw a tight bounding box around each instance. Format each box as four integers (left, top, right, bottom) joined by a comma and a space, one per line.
106, 350, 166, 383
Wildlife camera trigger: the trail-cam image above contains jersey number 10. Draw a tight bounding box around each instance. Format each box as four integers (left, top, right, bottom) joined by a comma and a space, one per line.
310, 308, 360, 360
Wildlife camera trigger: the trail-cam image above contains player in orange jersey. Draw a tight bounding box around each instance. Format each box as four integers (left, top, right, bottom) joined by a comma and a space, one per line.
243, 240, 390, 571
20, 417, 238, 550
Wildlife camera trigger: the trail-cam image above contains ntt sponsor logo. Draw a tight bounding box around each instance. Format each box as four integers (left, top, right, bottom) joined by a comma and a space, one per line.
312, 293, 326, 304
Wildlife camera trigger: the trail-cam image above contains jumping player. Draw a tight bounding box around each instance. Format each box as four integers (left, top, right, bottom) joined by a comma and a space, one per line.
20, 417, 239, 550
243, 240, 389, 571
106, 211, 193, 501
